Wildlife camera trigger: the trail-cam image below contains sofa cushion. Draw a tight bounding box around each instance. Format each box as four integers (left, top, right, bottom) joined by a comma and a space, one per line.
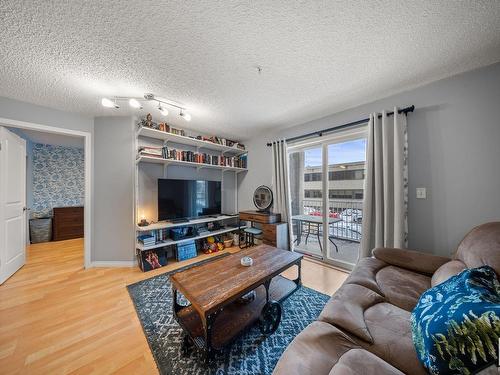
343, 257, 387, 295
319, 284, 385, 343
328, 349, 405, 375
375, 265, 431, 311
362, 302, 428, 375
373, 247, 450, 275
272, 321, 360, 375
411, 266, 500, 375
431, 259, 467, 286
454, 222, 500, 276
344, 257, 431, 311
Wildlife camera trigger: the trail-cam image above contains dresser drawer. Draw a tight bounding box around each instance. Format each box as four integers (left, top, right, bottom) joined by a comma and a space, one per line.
239, 211, 281, 224
56, 217, 83, 226
262, 225, 276, 236
53, 206, 84, 241
239, 212, 260, 222
54, 207, 83, 216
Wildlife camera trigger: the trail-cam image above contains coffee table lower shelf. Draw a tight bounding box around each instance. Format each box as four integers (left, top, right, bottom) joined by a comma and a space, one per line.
175, 275, 297, 352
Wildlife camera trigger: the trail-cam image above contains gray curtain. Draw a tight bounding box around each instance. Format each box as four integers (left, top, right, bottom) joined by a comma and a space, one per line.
271, 140, 293, 250
360, 108, 408, 259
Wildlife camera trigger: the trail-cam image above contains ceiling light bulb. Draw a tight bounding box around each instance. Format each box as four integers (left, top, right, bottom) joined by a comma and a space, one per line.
180, 110, 191, 121
101, 98, 115, 108
158, 104, 169, 116
129, 98, 142, 109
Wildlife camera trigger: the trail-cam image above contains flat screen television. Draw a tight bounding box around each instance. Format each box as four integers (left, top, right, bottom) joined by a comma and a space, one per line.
158, 178, 222, 221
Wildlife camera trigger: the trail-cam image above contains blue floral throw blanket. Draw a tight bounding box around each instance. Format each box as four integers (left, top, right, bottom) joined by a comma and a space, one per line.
411, 266, 500, 375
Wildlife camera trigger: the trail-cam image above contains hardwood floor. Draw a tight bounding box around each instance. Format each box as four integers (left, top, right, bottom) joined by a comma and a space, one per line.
0, 239, 348, 374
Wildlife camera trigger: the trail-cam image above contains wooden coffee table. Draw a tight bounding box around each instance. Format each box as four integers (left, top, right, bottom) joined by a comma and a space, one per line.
170, 245, 303, 362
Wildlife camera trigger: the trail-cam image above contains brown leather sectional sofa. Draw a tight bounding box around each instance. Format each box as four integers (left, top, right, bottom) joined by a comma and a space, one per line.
273, 222, 500, 375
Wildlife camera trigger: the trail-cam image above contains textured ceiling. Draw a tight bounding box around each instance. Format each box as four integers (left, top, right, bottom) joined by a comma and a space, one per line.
1, 1, 500, 139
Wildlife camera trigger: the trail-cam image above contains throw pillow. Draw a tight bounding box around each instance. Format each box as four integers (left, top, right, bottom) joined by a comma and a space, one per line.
411, 266, 500, 375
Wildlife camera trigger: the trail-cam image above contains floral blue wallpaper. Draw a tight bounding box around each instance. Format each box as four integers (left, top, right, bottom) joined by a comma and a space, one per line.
32, 144, 84, 218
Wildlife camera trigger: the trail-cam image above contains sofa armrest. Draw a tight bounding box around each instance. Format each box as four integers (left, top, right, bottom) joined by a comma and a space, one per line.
372, 247, 450, 275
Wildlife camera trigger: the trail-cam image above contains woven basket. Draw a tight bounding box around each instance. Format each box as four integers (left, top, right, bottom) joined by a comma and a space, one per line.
30, 218, 52, 243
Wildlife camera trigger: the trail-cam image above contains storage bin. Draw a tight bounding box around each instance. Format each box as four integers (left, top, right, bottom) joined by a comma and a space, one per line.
170, 226, 198, 241
30, 217, 52, 243
177, 240, 197, 261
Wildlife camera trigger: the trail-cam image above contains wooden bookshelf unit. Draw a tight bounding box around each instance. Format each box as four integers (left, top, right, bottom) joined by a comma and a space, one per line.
134, 122, 248, 271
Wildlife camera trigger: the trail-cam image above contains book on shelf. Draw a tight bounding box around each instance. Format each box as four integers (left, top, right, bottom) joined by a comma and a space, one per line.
156, 228, 169, 242
138, 146, 163, 159
169, 127, 185, 136
158, 146, 247, 169
138, 234, 156, 245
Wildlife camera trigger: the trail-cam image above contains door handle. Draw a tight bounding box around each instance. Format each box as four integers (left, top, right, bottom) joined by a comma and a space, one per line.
23, 207, 27, 212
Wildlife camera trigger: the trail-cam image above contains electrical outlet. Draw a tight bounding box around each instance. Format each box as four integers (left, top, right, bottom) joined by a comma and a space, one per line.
416, 187, 427, 199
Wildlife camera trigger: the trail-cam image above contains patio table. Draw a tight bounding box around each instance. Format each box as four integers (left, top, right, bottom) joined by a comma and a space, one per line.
291, 215, 342, 252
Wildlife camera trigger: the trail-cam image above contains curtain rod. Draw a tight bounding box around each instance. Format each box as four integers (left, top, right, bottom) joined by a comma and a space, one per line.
266, 105, 415, 146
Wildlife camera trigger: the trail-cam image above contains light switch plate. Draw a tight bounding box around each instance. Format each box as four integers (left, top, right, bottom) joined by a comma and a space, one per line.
416, 187, 427, 199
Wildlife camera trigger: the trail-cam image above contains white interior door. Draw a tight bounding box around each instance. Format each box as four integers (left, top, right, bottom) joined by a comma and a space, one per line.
0, 126, 26, 284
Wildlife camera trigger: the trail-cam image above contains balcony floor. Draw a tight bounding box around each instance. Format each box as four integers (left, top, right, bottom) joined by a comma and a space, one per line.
294, 237, 359, 266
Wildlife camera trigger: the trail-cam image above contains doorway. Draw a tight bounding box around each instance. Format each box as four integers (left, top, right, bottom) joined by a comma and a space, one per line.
288, 126, 367, 270
0, 118, 91, 284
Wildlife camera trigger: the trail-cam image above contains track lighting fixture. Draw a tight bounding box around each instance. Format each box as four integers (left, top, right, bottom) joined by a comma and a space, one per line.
101, 97, 119, 108
158, 102, 169, 116
180, 109, 191, 122
129, 98, 142, 109
101, 93, 191, 121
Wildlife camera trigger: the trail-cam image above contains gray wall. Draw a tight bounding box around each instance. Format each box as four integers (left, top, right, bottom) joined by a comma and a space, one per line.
239, 62, 500, 257
93, 116, 136, 262
0, 96, 93, 133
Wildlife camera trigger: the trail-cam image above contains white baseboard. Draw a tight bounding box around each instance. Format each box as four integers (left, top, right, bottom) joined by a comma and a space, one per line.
90, 260, 137, 268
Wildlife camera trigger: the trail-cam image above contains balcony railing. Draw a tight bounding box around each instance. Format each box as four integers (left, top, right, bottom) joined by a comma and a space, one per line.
297, 199, 363, 242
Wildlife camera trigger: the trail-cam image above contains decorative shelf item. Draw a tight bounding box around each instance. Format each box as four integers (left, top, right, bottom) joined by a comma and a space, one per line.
240, 256, 253, 267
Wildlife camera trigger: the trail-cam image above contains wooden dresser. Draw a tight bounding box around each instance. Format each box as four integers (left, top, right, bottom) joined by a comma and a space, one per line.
53, 206, 84, 241
239, 210, 289, 249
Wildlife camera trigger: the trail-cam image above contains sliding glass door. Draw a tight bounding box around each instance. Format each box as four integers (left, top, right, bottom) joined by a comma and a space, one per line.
289, 145, 324, 258
325, 138, 366, 267
288, 127, 367, 270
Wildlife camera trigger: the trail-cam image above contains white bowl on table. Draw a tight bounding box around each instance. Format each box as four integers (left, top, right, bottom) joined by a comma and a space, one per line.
240, 256, 253, 267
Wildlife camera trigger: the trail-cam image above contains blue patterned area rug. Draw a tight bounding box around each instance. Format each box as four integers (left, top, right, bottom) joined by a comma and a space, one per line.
127, 259, 329, 375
